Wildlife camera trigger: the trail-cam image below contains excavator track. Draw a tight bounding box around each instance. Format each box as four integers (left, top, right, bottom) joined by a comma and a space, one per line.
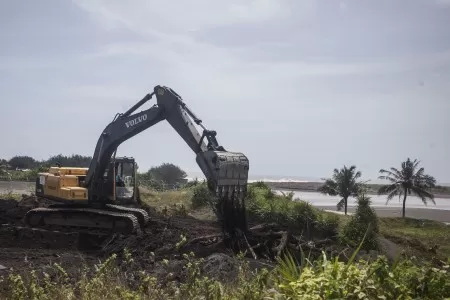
24, 206, 141, 236
105, 204, 150, 228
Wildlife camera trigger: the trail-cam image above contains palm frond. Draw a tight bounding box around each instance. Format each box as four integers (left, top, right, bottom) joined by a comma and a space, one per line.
377, 176, 398, 183
318, 179, 338, 196
336, 198, 345, 211
379, 168, 401, 181
378, 184, 402, 204
386, 188, 402, 205
410, 186, 436, 206
390, 167, 403, 179
412, 158, 421, 170
413, 167, 425, 180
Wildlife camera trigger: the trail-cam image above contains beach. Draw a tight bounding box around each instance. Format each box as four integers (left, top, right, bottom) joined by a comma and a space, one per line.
317, 206, 450, 223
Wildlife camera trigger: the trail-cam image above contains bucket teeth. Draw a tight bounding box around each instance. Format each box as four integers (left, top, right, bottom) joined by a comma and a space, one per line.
196, 150, 249, 235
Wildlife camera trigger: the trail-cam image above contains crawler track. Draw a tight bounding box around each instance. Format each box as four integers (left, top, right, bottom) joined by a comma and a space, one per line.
24, 206, 144, 236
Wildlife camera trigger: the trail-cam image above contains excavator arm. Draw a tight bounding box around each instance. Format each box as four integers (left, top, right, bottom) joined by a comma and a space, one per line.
84, 85, 250, 235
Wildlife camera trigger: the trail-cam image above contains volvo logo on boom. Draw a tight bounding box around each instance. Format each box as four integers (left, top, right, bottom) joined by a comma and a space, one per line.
125, 114, 147, 128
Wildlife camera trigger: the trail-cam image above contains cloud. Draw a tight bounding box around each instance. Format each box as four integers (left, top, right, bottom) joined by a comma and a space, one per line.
73, 0, 450, 84
72, 0, 294, 34
435, 0, 450, 5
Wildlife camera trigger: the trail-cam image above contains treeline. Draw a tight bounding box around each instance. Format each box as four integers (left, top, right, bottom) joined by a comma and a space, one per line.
1, 154, 190, 189
0, 154, 92, 170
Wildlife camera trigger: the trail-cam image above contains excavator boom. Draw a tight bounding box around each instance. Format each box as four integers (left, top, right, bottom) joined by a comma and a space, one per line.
25, 85, 250, 237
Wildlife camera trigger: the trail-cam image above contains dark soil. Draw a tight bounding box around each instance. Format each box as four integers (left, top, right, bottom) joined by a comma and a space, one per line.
0, 196, 346, 281
0, 196, 228, 276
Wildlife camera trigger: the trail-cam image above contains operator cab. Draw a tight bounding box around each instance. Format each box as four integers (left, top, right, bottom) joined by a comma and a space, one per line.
104, 157, 140, 204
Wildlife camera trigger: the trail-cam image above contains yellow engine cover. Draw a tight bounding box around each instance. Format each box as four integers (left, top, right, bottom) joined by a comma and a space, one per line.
38, 167, 89, 201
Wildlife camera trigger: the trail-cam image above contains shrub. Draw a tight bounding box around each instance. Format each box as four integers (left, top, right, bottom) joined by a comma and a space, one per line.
245, 185, 339, 237
277, 252, 450, 299
2, 250, 448, 299
315, 213, 340, 237
340, 194, 379, 250
190, 183, 213, 209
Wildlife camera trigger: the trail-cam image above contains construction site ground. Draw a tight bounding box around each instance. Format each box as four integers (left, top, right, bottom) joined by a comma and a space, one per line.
0, 195, 238, 278
0, 193, 418, 285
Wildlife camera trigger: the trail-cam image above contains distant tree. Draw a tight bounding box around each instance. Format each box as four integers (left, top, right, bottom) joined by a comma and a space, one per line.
318, 165, 366, 215
8, 156, 38, 169
145, 163, 188, 187
45, 154, 92, 168
378, 158, 436, 218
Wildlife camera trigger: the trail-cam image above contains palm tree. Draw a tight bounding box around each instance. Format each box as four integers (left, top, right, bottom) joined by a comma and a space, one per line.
318, 165, 365, 215
377, 158, 436, 218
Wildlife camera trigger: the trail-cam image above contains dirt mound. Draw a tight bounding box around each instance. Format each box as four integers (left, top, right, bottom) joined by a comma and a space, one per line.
0, 198, 27, 225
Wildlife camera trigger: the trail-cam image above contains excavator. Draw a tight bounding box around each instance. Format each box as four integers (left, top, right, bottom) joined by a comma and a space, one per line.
24, 85, 249, 237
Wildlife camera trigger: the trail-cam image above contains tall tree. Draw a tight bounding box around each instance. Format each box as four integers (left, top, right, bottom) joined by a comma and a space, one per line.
145, 163, 188, 187
378, 158, 436, 218
318, 165, 365, 215
8, 156, 38, 169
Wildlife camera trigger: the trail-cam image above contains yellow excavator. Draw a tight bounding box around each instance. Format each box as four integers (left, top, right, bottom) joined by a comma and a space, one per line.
25, 85, 249, 237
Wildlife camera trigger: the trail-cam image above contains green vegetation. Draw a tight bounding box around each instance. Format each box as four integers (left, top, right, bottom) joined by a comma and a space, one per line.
138, 163, 188, 190
1, 180, 449, 298
378, 158, 437, 218
379, 218, 450, 262
339, 194, 379, 251
318, 165, 367, 215
0, 155, 189, 192
1, 154, 449, 298
0, 154, 92, 181
0, 246, 448, 299
245, 182, 340, 238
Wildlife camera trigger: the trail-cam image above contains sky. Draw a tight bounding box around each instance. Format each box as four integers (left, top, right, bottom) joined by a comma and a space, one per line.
1, 0, 450, 183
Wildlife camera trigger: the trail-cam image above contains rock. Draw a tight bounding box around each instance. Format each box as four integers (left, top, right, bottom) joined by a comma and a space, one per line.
202, 253, 239, 283
0, 264, 6, 270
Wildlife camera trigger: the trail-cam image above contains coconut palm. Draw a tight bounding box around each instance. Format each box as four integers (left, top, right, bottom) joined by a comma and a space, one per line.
318, 165, 365, 215
377, 158, 436, 218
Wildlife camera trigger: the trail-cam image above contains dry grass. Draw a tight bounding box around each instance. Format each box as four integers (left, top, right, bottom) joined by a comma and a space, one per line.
138, 188, 216, 220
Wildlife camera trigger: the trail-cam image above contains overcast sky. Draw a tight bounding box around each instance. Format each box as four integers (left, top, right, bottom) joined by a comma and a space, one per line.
1, 0, 450, 183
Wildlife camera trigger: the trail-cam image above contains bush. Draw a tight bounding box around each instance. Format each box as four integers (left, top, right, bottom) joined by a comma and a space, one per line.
190, 183, 212, 209
245, 185, 339, 237
2, 250, 448, 299
315, 213, 341, 237
340, 194, 379, 250
277, 252, 450, 299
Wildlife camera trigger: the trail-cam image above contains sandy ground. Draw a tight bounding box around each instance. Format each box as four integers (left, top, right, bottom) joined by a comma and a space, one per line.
318, 206, 450, 223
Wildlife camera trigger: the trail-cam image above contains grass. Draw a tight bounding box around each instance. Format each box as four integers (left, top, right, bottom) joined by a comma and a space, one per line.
318, 211, 450, 263
0, 192, 23, 201
379, 217, 450, 262
139, 187, 192, 209
139, 187, 217, 220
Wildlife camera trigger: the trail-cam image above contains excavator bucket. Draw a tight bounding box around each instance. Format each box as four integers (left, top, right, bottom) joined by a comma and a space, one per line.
196, 150, 249, 236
